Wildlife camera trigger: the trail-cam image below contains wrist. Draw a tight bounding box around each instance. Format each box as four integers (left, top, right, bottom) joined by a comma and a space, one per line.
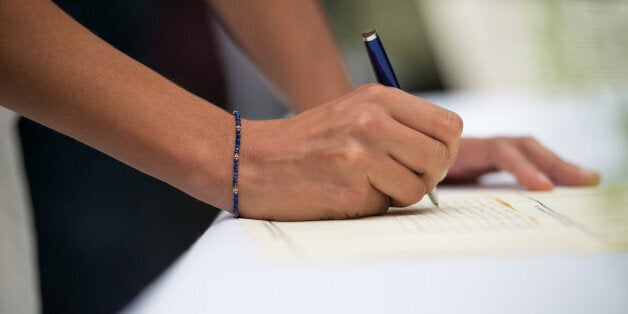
228, 118, 281, 219
178, 107, 234, 212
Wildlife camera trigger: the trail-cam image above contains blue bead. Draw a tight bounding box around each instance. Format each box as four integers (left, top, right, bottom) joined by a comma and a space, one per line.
232, 110, 243, 218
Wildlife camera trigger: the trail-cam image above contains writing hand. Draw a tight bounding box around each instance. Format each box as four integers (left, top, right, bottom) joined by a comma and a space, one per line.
445, 137, 600, 189
236, 84, 463, 221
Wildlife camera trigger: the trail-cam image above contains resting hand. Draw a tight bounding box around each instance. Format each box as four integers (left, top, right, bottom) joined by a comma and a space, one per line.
446, 137, 600, 189
238, 84, 463, 221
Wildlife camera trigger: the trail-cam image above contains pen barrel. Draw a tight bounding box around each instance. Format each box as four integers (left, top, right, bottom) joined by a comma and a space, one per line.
363, 36, 400, 88
362, 30, 439, 207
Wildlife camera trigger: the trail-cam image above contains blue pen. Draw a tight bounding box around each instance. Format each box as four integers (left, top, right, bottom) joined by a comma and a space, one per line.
362, 29, 439, 207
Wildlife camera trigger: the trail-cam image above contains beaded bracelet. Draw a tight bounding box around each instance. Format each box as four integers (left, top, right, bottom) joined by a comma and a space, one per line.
231, 110, 241, 218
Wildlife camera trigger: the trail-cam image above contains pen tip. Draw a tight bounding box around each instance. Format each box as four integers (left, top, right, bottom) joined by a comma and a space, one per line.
428, 191, 439, 208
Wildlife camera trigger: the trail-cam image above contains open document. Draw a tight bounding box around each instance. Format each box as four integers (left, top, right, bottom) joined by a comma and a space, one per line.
241, 186, 628, 261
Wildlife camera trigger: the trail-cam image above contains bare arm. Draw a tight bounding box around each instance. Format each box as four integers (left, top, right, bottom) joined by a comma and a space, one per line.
0, 0, 235, 210
0, 0, 463, 221
1, 1, 592, 222
206, 0, 353, 112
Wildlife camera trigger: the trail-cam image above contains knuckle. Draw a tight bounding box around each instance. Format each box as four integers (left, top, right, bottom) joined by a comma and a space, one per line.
447, 111, 464, 135
438, 111, 463, 150
357, 83, 397, 105
449, 138, 461, 159
352, 110, 382, 133
358, 83, 387, 99
339, 141, 370, 164
434, 141, 450, 165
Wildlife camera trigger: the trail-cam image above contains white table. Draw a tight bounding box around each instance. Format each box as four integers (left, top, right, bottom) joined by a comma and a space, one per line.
125, 92, 628, 314
0, 107, 40, 314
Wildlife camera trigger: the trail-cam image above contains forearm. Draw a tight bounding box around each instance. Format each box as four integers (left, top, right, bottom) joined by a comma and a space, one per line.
0, 0, 234, 210
207, 0, 353, 112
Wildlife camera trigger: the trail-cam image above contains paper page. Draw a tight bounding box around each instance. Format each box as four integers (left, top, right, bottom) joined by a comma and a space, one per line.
241, 186, 628, 261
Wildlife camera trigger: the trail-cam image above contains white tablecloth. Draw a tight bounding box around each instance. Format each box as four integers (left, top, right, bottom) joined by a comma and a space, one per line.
125, 92, 628, 314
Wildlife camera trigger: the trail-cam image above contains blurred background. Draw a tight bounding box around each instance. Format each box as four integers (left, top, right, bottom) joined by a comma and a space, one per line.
1, 0, 627, 313
232, 0, 628, 118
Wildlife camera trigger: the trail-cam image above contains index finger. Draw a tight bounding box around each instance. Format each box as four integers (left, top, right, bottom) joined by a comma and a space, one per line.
518, 137, 601, 186
359, 84, 463, 145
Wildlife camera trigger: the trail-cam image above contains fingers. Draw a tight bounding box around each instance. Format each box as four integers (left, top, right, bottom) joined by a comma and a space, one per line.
489, 139, 555, 190
324, 143, 426, 218
486, 137, 600, 190
342, 84, 462, 196
518, 137, 601, 186
355, 84, 463, 150
362, 152, 426, 208
276, 84, 464, 219
352, 84, 462, 183
375, 114, 451, 188
339, 114, 443, 207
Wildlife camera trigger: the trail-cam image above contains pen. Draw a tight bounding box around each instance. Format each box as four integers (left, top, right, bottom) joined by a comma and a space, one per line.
362, 29, 439, 207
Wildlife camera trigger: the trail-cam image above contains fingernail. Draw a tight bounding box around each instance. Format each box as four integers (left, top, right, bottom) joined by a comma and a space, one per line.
579, 168, 599, 177
580, 169, 601, 184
